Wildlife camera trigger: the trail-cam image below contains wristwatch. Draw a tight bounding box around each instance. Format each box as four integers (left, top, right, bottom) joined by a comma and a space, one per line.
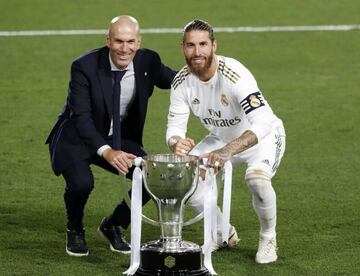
168, 136, 180, 147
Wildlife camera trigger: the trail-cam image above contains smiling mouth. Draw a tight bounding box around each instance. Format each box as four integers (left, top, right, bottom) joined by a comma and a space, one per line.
116, 53, 130, 59
192, 57, 205, 64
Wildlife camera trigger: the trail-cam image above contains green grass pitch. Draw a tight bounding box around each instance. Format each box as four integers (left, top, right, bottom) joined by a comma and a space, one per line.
0, 0, 359, 275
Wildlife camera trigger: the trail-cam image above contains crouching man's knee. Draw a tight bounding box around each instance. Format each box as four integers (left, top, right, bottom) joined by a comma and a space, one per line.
187, 178, 207, 212
245, 167, 274, 204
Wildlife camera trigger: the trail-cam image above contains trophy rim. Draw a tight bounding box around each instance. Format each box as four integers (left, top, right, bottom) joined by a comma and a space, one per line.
144, 153, 198, 164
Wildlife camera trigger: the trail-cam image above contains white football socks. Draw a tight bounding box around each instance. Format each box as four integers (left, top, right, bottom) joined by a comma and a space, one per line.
247, 178, 277, 239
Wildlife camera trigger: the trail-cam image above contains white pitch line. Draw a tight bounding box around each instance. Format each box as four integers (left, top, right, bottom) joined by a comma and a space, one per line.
0, 25, 359, 37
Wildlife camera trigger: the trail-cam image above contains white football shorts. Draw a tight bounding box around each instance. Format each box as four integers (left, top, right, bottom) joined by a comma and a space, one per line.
189, 126, 286, 178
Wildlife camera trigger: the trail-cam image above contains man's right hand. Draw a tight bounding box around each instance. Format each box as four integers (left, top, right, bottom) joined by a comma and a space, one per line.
170, 137, 195, 156
102, 148, 136, 175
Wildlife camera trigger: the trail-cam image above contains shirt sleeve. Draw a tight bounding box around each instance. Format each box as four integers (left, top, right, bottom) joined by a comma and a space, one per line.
97, 144, 111, 156
166, 86, 190, 142
234, 69, 275, 141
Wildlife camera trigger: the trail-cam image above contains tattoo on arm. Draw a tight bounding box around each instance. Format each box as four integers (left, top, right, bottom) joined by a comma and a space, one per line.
223, 130, 258, 156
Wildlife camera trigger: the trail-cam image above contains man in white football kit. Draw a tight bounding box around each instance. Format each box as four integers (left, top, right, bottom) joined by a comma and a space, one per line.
166, 20, 286, 264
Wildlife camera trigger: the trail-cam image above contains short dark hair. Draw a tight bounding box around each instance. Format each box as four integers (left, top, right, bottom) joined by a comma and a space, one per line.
182, 19, 214, 42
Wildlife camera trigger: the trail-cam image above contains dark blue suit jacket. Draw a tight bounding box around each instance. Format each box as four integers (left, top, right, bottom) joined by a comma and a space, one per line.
46, 46, 176, 175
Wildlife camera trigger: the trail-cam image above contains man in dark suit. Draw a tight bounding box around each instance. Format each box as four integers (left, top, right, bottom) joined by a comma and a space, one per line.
46, 15, 176, 256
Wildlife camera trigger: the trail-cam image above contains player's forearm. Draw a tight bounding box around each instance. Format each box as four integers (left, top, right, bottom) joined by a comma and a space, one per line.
223, 130, 258, 156
166, 111, 189, 143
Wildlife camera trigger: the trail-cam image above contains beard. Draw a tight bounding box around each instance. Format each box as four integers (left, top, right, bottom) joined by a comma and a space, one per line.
185, 50, 214, 78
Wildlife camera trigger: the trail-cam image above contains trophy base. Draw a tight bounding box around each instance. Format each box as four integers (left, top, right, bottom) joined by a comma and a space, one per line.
135, 241, 211, 276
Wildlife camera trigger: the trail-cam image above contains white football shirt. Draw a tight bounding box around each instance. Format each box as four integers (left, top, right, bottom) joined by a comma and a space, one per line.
166, 55, 283, 144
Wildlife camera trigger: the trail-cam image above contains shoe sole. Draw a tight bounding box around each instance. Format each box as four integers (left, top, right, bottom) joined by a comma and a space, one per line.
97, 227, 131, 255
255, 255, 278, 264
66, 247, 89, 257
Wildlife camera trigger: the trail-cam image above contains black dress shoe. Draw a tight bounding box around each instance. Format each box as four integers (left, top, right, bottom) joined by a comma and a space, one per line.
66, 229, 89, 256
97, 217, 131, 254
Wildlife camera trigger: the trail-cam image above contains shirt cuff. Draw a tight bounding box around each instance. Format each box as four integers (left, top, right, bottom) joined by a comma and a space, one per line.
97, 145, 111, 156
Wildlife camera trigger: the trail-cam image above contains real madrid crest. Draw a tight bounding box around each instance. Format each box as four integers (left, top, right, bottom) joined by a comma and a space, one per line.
249, 95, 261, 107
220, 93, 229, 106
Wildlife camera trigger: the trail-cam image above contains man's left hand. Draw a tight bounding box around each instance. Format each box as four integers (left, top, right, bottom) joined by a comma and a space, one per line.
102, 148, 136, 175
200, 147, 232, 172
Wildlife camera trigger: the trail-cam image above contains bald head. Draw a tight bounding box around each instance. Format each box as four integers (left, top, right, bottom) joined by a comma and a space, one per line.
106, 15, 142, 70
108, 15, 140, 37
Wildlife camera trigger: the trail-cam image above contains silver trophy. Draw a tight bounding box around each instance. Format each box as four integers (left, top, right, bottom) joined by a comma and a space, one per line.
135, 153, 210, 275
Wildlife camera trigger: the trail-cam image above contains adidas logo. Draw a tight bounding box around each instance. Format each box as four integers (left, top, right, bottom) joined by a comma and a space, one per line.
192, 98, 200, 104
261, 159, 270, 165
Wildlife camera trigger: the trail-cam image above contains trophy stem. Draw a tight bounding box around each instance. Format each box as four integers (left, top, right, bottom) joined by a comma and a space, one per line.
157, 199, 184, 251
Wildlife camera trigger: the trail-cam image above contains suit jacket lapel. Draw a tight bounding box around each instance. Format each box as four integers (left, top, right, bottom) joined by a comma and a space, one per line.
133, 51, 146, 114
97, 47, 113, 120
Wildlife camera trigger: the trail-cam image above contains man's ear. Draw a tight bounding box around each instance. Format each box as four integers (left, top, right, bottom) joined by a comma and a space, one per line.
137, 35, 142, 48
213, 39, 217, 52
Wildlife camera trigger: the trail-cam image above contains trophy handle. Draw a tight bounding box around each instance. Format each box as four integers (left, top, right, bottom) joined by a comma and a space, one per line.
141, 214, 161, 226
139, 209, 204, 227
119, 175, 160, 226
121, 170, 204, 227
140, 205, 204, 227
183, 211, 204, 226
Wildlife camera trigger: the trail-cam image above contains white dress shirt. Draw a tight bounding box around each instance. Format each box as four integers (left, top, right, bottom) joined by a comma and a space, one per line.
97, 55, 137, 156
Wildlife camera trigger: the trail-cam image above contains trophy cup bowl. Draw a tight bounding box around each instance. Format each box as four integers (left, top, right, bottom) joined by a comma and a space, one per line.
135, 153, 210, 276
